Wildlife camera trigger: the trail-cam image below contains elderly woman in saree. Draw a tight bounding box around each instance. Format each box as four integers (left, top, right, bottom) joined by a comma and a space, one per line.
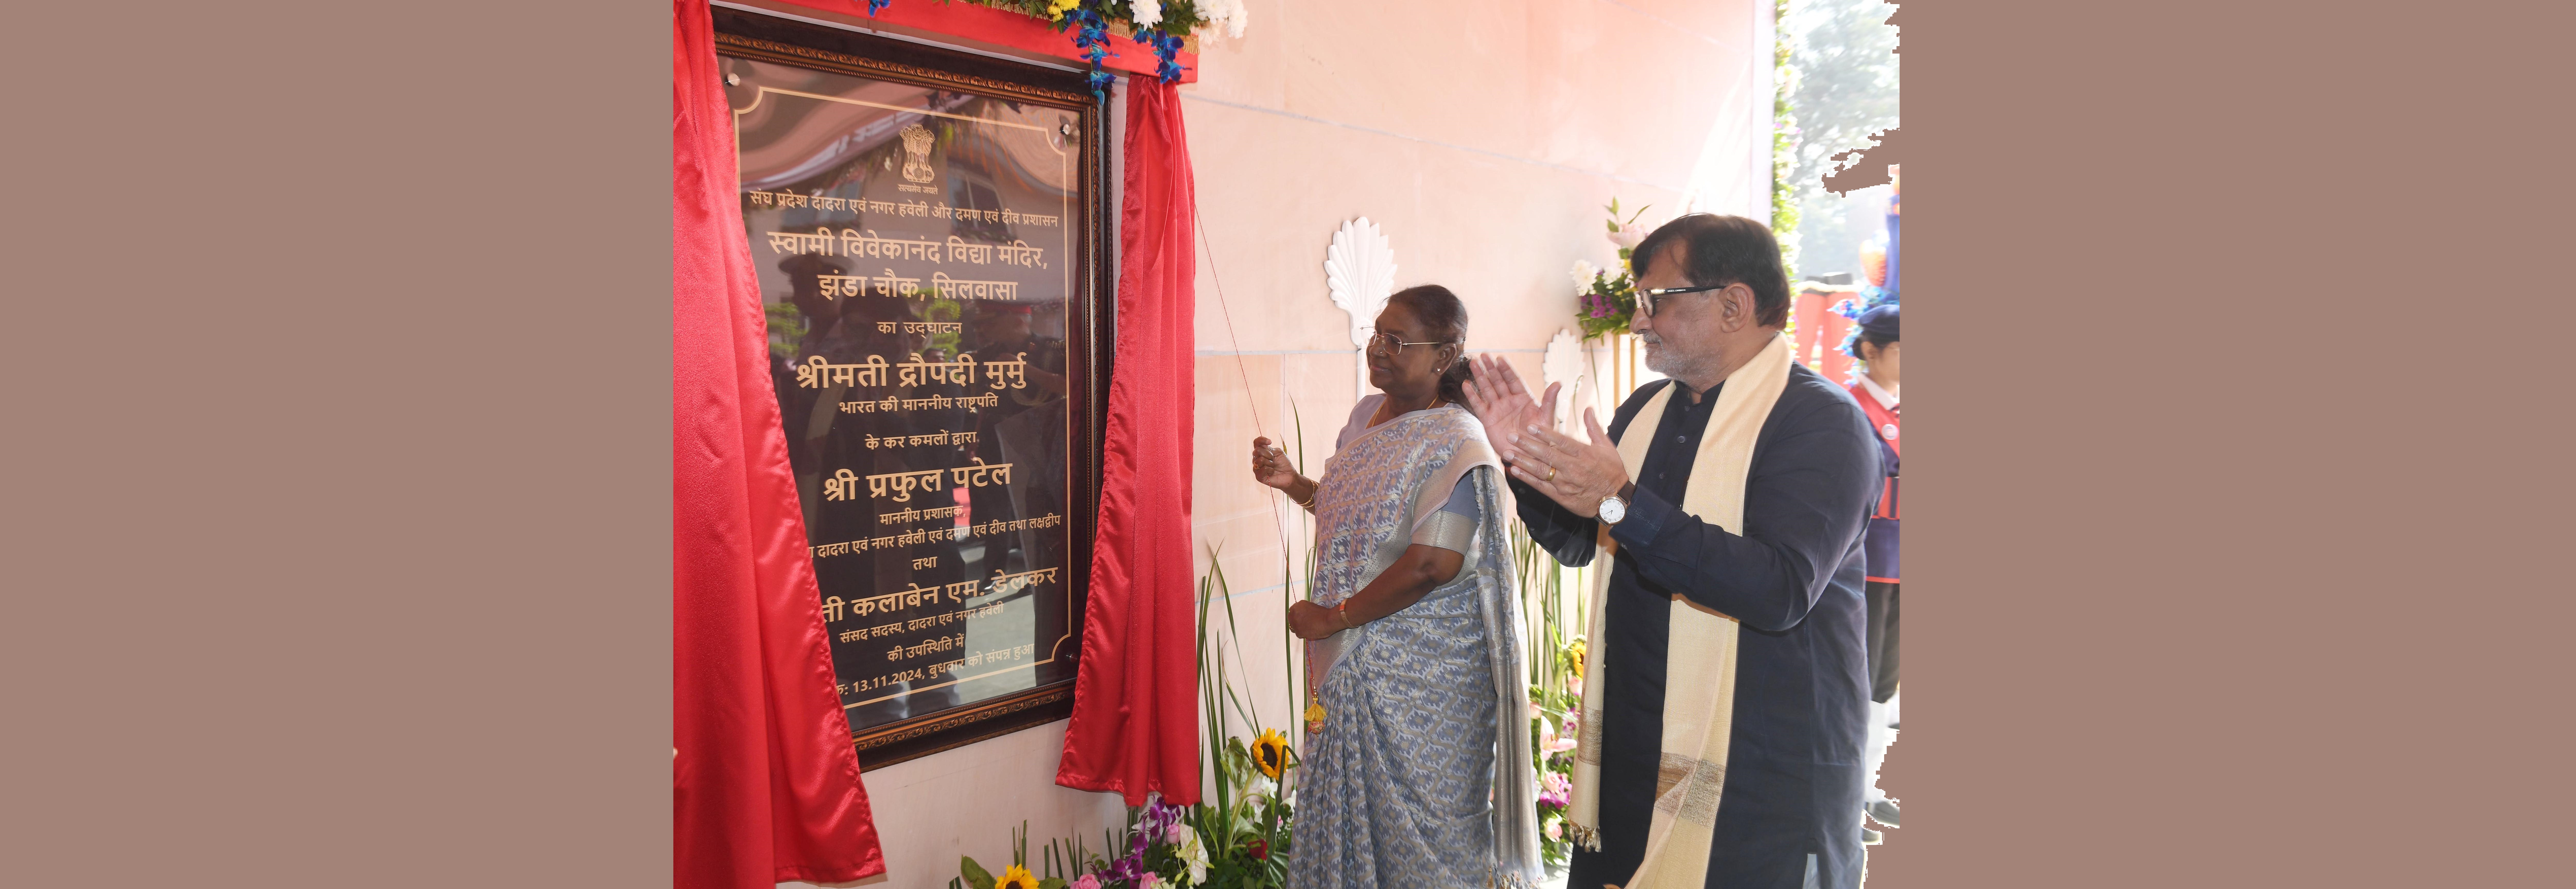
1249, 285, 1543, 889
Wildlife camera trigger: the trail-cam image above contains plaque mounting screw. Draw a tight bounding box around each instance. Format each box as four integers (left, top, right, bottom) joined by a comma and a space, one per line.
725, 72, 740, 87
1060, 122, 1075, 136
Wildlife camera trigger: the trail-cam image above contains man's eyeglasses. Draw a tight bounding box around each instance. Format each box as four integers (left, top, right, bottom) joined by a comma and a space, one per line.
1363, 329, 1454, 356
1635, 283, 1730, 317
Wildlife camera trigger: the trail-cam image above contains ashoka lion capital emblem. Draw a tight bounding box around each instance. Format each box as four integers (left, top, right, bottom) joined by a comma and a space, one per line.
898, 123, 937, 184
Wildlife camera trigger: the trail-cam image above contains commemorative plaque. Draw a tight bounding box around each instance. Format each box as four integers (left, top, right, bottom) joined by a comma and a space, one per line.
717, 10, 1108, 770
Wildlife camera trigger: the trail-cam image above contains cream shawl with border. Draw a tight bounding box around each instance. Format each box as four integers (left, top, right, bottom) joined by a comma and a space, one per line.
1564, 332, 1794, 888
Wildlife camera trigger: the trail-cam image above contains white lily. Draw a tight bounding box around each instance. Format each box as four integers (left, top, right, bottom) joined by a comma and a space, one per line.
1170, 822, 1209, 886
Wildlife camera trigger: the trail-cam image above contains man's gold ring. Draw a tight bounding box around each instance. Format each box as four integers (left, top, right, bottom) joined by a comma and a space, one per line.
1545, 466, 1558, 482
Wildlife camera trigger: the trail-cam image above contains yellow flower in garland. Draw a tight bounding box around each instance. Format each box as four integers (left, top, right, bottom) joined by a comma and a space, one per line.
1250, 728, 1291, 780
1045, 0, 1082, 22
996, 864, 1040, 889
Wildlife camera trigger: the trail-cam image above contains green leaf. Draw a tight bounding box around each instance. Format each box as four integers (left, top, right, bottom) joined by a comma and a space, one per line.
1605, 219, 1619, 234
1040, 880, 1067, 889
960, 856, 996, 889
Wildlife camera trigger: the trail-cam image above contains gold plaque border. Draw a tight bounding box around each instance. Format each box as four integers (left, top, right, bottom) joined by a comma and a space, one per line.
716, 33, 1094, 108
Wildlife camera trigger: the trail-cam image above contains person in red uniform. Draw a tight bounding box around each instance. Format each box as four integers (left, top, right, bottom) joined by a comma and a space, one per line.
1845, 304, 1902, 835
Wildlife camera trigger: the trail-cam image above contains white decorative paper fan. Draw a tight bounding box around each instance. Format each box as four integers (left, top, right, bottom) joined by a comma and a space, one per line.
1541, 328, 1585, 431
1324, 218, 1397, 400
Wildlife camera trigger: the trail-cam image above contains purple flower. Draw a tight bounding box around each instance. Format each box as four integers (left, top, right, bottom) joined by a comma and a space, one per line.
1104, 851, 1143, 884
1538, 771, 1573, 807
1129, 791, 1182, 849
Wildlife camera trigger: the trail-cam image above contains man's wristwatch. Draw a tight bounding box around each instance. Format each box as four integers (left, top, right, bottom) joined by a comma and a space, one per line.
1598, 492, 1629, 525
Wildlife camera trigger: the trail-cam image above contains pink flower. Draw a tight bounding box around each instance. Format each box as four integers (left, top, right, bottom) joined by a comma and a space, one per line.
1537, 771, 1573, 807
1608, 225, 1646, 251
1549, 732, 1580, 754
1141, 874, 1161, 889
1546, 820, 1563, 841
1073, 876, 1101, 889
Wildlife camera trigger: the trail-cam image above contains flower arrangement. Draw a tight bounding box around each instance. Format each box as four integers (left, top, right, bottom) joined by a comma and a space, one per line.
1527, 642, 1588, 862
1512, 521, 1591, 866
952, 749, 1290, 889
1573, 199, 1653, 340
954, 559, 1295, 889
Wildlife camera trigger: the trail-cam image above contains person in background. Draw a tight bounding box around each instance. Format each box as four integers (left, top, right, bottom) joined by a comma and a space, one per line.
1846, 304, 1902, 837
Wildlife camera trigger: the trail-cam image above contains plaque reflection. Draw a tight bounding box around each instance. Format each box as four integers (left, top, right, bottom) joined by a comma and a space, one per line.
734, 52, 1082, 738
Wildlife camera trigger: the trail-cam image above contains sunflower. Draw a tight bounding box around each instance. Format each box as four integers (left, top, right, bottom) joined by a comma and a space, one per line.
1250, 728, 1291, 779
996, 864, 1039, 889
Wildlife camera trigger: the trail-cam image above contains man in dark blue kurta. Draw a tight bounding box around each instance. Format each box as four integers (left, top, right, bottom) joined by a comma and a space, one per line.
1466, 215, 1881, 888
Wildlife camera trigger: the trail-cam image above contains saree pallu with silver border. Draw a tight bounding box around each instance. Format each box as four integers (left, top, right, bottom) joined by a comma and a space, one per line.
1288, 405, 1542, 889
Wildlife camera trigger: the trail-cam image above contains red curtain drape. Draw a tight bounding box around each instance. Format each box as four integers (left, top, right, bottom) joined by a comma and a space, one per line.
1056, 79, 1200, 806
672, 0, 885, 885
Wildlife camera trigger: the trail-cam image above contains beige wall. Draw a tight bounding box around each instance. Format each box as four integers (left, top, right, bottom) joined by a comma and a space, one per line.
787, 2, 1769, 885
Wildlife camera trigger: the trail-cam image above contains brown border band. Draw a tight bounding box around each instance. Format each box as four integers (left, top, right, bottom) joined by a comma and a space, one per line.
854, 684, 1074, 754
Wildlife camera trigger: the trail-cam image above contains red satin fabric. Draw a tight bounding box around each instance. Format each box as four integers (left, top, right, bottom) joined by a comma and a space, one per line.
1056, 79, 1200, 806
672, 1, 885, 885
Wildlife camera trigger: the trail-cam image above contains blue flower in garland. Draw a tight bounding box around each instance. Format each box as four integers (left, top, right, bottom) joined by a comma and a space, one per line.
864, 0, 890, 16
1054, 6, 1122, 99
1133, 28, 1189, 83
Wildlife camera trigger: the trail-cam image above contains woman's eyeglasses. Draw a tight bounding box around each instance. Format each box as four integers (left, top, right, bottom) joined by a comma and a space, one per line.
1363, 329, 1454, 356
1635, 283, 1729, 317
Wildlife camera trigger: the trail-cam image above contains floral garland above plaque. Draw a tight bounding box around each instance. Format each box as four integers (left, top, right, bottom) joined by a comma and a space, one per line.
862, 0, 1250, 95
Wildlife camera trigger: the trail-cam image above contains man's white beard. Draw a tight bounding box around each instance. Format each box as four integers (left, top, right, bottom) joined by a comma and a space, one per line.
1641, 335, 1708, 379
